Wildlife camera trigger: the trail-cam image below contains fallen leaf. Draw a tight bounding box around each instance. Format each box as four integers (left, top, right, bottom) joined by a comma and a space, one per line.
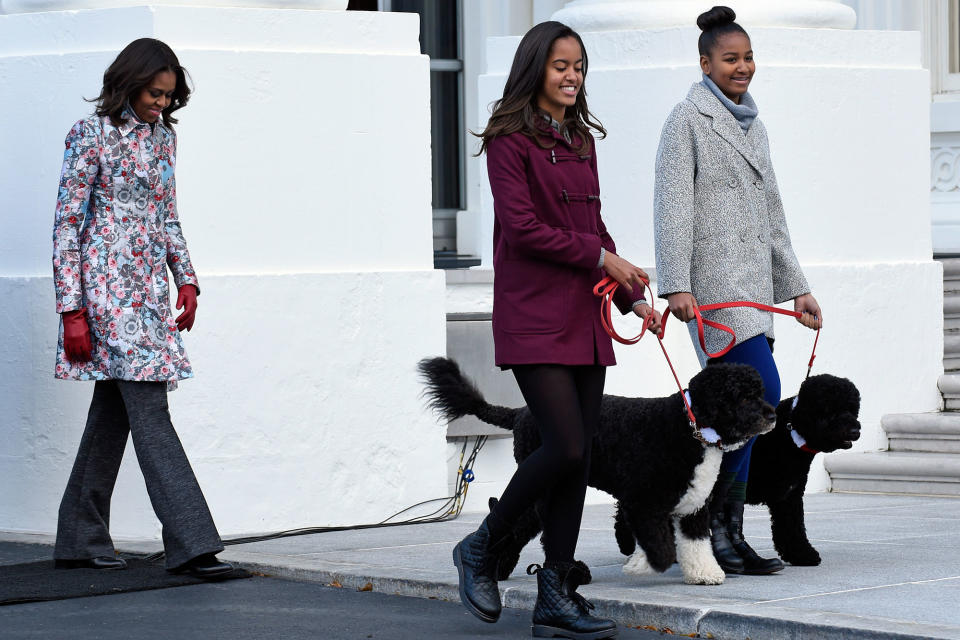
330, 580, 343, 588
358, 582, 373, 592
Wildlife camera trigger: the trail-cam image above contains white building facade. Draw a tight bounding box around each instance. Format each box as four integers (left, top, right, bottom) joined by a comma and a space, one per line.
0, 0, 448, 540
0, 0, 950, 543
448, 0, 945, 508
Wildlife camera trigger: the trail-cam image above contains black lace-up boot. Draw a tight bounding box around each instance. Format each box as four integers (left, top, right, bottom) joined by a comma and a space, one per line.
708, 474, 745, 574
528, 561, 617, 639
725, 498, 784, 575
452, 513, 509, 623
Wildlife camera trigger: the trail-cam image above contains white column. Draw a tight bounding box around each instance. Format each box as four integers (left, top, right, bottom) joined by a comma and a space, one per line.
0, 0, 347, 12
0, 3, 448, 539
551, 0, 856, 31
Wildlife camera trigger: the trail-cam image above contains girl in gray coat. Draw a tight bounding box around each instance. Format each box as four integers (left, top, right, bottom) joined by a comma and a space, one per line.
653, 6, 822, 575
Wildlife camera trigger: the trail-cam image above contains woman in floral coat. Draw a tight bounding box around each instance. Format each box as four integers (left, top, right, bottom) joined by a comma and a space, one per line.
51, 38, 231, 579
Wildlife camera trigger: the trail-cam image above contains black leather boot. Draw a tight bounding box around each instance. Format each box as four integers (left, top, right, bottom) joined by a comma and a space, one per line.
709, 475, 744, 574
452, 515, 505, 623
528, 561, 617, 639
725, 499, 784, 575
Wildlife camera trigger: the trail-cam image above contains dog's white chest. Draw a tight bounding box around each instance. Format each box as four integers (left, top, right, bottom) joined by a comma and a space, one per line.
673, 448, 722, 516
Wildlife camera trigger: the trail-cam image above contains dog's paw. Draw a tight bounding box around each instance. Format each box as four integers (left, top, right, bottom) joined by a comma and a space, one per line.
622, 550, 655, 576
782, 547, 821, 566
682, 559, 726, 585
678, 538, 725, 585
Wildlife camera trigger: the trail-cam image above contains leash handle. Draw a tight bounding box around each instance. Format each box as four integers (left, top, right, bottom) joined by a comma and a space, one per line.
593, 276, 820, 369
684, 300, 801, 359
592, 276, 656, 345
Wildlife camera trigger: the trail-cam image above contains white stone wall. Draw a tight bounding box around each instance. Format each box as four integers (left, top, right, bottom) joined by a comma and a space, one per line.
448, 18, 942, 508
0, 5, 448, 540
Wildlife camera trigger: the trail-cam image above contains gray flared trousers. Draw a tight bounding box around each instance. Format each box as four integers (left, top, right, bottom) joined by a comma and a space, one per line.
54, 380, 223, 569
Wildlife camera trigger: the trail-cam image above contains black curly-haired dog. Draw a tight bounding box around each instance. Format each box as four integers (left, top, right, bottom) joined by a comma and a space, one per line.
417, 356, 776, 585
744, 373, 861, 566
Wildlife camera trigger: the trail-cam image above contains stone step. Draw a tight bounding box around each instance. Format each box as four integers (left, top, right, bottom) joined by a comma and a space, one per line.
941, 258, 960, 280
946, 334, 960, 359
882, 411, 960, 453
945, 295, 960, 316
825, 451, 960, 496
940, 375, 960, 409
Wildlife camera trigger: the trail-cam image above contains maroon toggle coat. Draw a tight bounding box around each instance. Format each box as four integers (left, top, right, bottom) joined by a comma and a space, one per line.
487, 128, 642, 367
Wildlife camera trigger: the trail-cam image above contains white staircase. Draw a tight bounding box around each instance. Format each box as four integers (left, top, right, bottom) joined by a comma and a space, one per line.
825, 259, 960, 496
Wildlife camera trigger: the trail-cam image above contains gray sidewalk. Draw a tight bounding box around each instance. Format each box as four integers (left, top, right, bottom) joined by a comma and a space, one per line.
210, 493, 960, 640
5, 493, 960, 639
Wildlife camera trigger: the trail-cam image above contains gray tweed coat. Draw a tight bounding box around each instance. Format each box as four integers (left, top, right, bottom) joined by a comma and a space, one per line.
654, 82, 809, 361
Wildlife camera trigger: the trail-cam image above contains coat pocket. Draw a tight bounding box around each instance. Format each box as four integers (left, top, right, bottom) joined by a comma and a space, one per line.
497, 259, 569, 335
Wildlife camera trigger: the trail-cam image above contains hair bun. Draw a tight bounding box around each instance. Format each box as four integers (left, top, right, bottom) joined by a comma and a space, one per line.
697, 5, 737, 31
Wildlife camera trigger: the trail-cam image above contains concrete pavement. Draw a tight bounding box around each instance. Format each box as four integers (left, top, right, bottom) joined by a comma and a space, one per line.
4, 492, 960, 639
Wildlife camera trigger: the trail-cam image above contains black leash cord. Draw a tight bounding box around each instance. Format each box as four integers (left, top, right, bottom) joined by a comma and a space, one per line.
143, 436, 487, 563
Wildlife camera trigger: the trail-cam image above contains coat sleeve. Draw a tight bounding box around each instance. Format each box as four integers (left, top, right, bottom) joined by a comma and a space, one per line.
758, 124, 809, 303
590, 143, 646, 314
653, 104, 697, 299
487, 135, 602, 269
163, 131, 201, 294
52, 119, 99, 313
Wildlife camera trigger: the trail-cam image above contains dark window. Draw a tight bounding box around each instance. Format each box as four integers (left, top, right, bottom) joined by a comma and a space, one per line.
349, 0, 477, 268
953, 1, 960, 74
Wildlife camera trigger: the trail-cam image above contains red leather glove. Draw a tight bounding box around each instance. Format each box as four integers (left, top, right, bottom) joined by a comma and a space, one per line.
62, 309, 92, 363
175, 284, 198, 332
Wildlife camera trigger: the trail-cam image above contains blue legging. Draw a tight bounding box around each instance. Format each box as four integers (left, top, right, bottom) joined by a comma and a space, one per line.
710, 334, 781, 481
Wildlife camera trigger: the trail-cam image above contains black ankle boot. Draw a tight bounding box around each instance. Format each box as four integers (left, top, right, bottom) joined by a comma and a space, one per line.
452, 515, 505, 623
725, 499, 784, 575
528, 561, 617, 639
709, 476, 744, 574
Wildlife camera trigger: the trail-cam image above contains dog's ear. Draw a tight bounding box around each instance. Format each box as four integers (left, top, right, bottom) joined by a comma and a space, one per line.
798, 374, 861, 418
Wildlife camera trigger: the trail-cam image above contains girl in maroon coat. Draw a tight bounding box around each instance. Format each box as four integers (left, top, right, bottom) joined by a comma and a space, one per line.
452, 22, 661, 639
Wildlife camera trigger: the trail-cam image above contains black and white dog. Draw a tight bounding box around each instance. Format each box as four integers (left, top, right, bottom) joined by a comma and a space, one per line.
417, 357, 775, 585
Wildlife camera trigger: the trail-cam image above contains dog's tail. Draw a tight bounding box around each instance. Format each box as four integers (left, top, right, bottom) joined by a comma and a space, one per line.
417, 357, 519, 431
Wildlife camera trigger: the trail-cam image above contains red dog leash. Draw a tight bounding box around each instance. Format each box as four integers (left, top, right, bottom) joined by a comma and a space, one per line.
593, 276, 819, 370
593, 276, 821, 430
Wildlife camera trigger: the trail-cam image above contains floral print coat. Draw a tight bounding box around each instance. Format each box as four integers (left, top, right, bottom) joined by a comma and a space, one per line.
52, 108, 198, 388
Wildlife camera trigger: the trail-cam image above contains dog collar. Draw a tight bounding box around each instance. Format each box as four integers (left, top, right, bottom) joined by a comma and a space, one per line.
683, 390, 723, 448
786, 396, 820, 454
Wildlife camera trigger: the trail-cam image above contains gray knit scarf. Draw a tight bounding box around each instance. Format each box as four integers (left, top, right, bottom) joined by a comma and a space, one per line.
701, 73, 758, 132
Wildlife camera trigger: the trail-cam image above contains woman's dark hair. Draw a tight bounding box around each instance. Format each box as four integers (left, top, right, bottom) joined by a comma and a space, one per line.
474, 21, 605, 156
697, 6, 749, 57
89, 38, 190, 128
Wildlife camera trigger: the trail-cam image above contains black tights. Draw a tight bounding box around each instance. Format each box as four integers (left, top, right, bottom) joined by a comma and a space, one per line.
488, 364, 605, 562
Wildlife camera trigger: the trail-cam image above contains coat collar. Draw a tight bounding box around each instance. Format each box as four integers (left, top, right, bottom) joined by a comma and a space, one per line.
536, 114, 586, 151
685, 82, 763, 174
118, 103, 158, 139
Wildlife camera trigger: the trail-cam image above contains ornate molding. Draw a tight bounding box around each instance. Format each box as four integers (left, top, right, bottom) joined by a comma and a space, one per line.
552, 0, 856, 32
933, 145, 960, 193
0, 0, 346, 13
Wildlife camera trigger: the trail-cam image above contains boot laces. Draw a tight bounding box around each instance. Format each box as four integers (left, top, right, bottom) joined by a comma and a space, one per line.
527, 564, 596, 614
570, 591, 594, 614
